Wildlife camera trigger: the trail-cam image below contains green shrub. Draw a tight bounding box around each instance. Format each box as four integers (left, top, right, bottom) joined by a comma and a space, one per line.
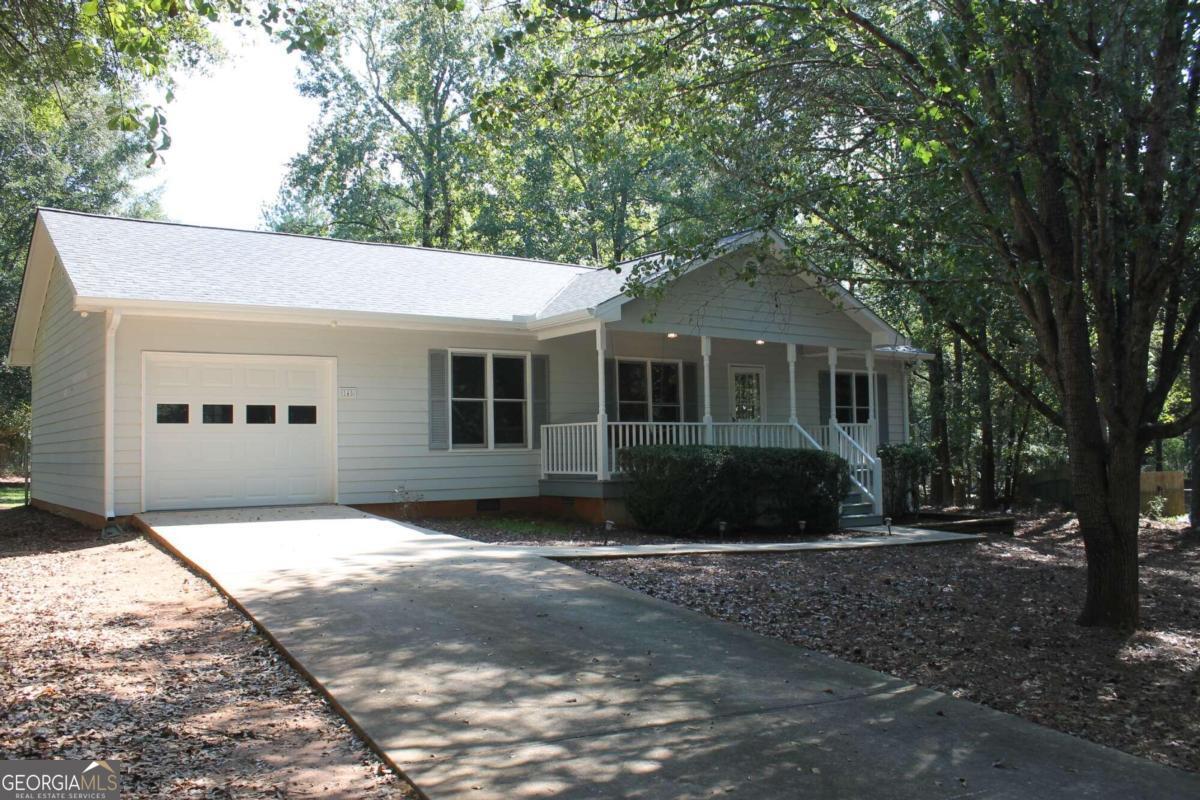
878, 443, 935, 517
617, 445, 850, 535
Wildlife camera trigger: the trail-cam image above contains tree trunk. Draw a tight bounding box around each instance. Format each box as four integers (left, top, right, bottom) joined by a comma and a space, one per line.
1055, 300, 1142, 629
977, 325, 996, 510
1191, 342, 1199, 530
1007, 401, 1031, 506
1072, 432, 1142, 629
929, 342, 954, 505
951, 335, 967, 505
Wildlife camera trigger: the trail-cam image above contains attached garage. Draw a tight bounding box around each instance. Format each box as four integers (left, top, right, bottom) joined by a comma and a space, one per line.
142, 353, 336, 511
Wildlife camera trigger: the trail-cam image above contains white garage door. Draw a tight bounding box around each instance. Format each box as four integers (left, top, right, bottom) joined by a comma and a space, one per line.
144, 353, 335, 511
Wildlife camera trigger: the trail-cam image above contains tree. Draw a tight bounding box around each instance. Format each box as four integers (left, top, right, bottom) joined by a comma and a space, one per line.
1192, 344, 1200, 530
268, 0, 489, 248
0, 79, 161, 469
506, 0, 1200, 628
0, 0, 331, 158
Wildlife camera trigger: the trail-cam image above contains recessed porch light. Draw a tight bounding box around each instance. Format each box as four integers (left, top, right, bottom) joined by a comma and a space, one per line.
755, 339, 766, 345
666, 332, 679, 339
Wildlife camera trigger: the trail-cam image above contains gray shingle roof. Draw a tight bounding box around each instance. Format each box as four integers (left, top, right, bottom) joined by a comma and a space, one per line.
40, 209, 617, 321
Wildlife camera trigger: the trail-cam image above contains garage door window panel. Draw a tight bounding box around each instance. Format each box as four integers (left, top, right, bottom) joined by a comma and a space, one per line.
157, 403, 189, 424
203, 404, 233, 424
246, 405, 276, 424
288, 405, 317, 424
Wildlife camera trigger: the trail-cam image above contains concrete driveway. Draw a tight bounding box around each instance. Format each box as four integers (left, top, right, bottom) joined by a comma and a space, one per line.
138, 505, 1199, 799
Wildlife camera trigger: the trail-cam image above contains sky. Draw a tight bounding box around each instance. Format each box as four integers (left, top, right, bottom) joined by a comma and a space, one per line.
138, 23, 320, 230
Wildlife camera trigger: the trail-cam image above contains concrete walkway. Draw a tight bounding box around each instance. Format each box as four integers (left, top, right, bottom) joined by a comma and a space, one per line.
488, 526, 982, 559
137, 505, 1199, 800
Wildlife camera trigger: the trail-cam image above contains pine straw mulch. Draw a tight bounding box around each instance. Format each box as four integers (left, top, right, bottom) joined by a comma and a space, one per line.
568, 514, 1200, 773
0, 505, 419, 799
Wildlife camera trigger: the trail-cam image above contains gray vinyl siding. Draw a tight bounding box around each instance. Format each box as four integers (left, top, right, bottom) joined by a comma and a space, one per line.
29, 261, 105, 515
110, 317, 598, 514
610, 255, 873, 347
108, 305, 907, 515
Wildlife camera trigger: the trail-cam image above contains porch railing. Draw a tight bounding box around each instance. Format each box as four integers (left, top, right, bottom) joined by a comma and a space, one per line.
540, 422, 599, 476
821, 422, 881, 511
541, 419, 881, 516
543, 420, 828, 477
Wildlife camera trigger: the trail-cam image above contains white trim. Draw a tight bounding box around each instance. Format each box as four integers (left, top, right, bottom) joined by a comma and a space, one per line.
727, 364, 767, 422
446, 349, 534, 452
613, 357, 685, 422
139, 351, 338, 513
103, 311, 121, 518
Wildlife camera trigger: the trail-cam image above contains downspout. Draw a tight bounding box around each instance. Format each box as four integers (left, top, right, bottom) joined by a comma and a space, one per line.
104, 310, 121, 519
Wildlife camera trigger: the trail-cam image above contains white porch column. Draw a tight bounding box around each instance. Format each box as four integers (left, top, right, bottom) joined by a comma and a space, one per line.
866, 347, 877, 455
827, 346, 838, 428
786, 343, 798, 424
596, 324, 610, 480
701, 335, 713, 444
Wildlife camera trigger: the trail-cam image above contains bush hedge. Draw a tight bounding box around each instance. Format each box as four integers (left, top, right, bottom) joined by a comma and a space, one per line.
617, 445, 850, 536
878, 443, 935, 517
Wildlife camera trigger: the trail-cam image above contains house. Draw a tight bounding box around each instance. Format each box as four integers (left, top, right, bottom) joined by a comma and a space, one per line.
7, 208, 929, 529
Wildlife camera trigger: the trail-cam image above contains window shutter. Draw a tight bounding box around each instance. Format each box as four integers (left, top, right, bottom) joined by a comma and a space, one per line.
818, 370, 831, 425
876, 373, 890, 446
682, 362, 699, 422
429, 349, 449, 450
531, 354, 549, 448
605, 358, 617, 419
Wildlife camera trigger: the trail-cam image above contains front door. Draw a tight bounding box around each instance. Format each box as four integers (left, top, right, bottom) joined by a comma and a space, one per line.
729, 366, 765, 422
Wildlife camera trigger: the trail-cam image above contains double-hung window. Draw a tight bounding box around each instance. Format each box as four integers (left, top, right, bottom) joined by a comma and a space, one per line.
616, 359, 682, 422
450, 352, 529, 448
834, 372, 871, 424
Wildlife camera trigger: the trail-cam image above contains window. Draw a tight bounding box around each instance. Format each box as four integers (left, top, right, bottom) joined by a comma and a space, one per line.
157, 403, 188, 424
731, 366, 765, 422
202, 404, 233, 424
492, 356, 527, 446
451, 354, 487, 447
617, 360, 682, 422
450, 352, 529, 449
288, 405, 317, 424
835, 372, 871, 424
246, 405, 276, 424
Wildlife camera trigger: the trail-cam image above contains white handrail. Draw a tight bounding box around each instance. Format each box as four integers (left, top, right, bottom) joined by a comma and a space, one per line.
827, 421, 881, 513
791, 421, 822, 450
543, 420, 883, 517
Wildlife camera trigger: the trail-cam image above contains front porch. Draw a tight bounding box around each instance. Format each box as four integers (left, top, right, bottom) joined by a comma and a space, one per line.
538, 325, 902, 521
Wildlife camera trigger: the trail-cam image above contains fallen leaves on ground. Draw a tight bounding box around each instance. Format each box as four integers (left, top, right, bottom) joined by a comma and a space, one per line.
0, 506, 419, 799
570, 513, 1200, 773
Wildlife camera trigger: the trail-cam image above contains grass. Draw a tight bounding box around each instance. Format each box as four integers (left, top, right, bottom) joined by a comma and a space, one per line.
0, 485, 26, 506
483, 516, 579, 536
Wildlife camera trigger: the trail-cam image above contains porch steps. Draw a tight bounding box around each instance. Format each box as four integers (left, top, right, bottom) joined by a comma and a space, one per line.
840, 492, 882, 529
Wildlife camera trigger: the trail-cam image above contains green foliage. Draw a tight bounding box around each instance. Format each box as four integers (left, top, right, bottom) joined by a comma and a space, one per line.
266, 0, 709, 264
878, 443, 935, 518
0, 79, 161, 431
618, 445, 850, 535
0, 0, 332, 159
